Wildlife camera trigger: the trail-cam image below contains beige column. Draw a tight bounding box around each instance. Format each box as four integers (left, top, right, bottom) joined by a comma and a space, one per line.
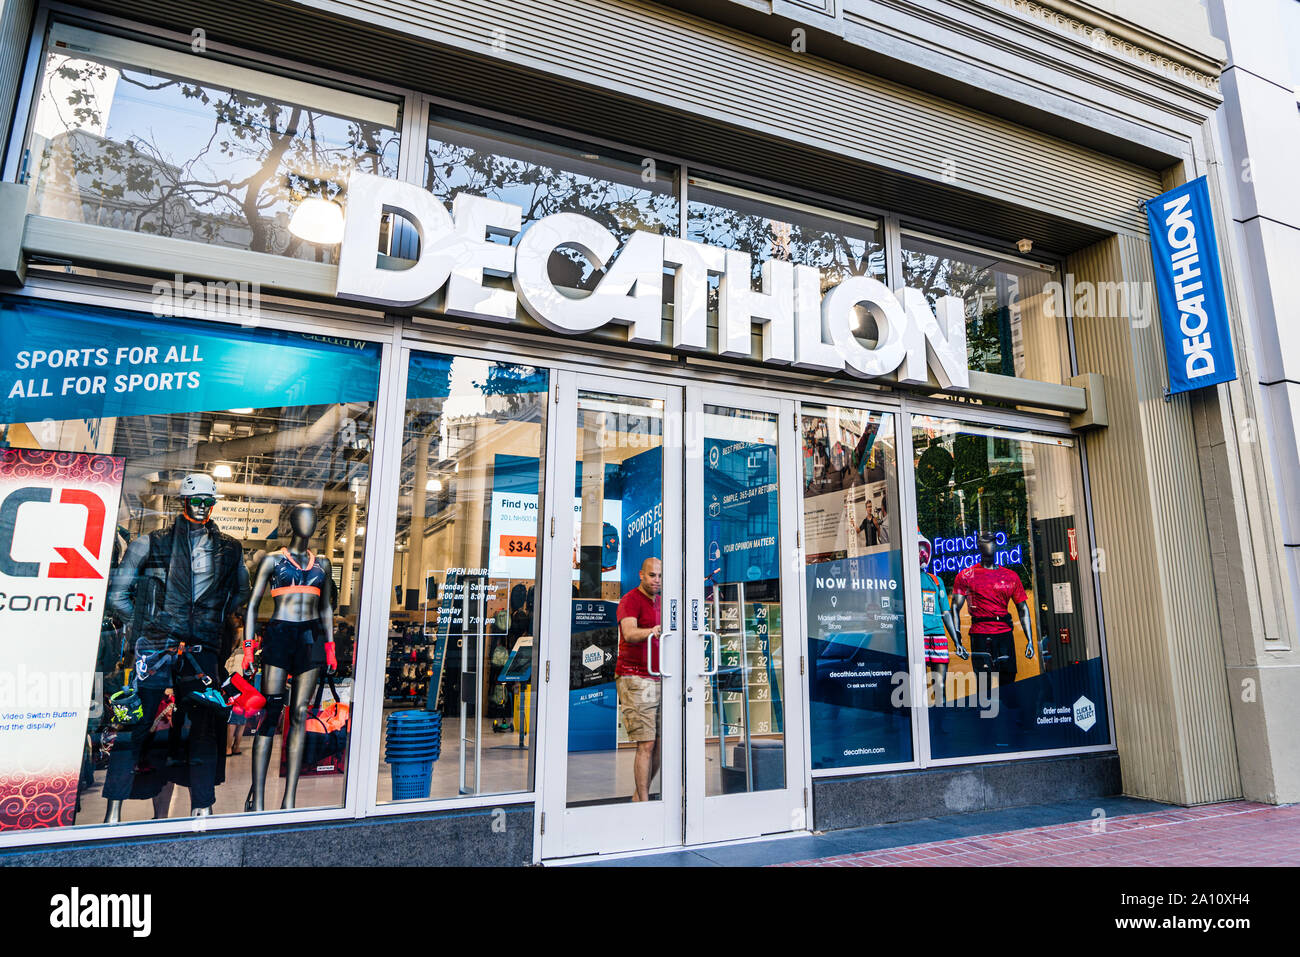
147, 494, 168, 533
1068, 233, 1240, 805
341, 502, 358, 610
1187, 155, 1300, 804
405, 433, 430, 608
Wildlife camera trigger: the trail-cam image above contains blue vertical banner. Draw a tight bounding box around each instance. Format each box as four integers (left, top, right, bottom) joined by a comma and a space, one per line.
1145, 176, 1237, 396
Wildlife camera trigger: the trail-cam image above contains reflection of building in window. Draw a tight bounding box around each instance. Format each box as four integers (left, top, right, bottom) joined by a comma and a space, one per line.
26, 32, 400, 264
901, 237, 1061, 383
32, 128, 260, 249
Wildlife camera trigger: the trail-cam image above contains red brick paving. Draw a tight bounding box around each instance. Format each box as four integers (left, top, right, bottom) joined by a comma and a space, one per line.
778, 801, 1300, 867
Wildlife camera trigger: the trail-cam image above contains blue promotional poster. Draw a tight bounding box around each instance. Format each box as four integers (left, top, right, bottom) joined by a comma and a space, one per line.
920, 523, 1110, 759
618, 447, 662, 595
0, 298, 381, 423
805, 551, 911, 769
702, 436, 780, 585
567, 600, 619, 752
1144, 176, 1237, 396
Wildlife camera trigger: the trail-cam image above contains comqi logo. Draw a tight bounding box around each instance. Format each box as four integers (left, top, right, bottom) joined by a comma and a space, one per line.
0, 486, 108, 580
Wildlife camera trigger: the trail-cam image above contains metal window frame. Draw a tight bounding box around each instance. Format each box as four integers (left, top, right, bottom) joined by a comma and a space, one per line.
360, 339, 552, 819
794, 398, 924, 778
900, 398, 1117, 771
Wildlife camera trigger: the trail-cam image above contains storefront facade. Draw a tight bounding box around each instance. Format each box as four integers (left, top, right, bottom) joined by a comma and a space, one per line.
0, 0, 1293, 865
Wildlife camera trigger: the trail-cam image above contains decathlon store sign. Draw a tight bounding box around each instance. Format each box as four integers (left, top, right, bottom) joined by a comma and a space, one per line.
335, 171, 971, 389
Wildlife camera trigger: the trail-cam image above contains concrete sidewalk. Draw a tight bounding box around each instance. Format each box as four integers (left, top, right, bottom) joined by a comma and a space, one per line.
577, 797, 1299, 866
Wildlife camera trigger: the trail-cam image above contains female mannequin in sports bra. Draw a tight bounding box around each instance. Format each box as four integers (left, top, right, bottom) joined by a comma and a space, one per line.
243, 502, 336, 810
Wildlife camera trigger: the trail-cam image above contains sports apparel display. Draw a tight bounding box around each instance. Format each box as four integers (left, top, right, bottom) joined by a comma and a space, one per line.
946, 533, 1036, 740
952, 564, 1028, 634
269, 548, 327, 599
101, 475, 249, 821
262, 618, 328, 674
920, 571, 952, 663
245, 502, 337, 812
107, 513, 248, 686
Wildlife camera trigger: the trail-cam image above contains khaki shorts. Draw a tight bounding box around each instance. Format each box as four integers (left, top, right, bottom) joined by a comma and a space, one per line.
616, 675, 661, 743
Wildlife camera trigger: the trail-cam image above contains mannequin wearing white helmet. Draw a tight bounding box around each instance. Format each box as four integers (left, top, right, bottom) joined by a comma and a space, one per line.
178, 472, 222, 502
102, 472, 249, 822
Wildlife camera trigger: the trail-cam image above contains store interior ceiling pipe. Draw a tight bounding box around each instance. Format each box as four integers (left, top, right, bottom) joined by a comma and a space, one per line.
145, 481, 363, 506
143, 480, 413, 511
126, 403, 365, 475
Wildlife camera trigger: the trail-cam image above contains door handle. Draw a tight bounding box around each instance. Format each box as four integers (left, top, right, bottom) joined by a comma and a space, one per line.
698, 630, 719, 677
650, 631, 674, 678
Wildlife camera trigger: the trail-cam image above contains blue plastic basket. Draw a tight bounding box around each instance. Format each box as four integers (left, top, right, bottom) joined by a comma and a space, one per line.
389, 758, 435, 800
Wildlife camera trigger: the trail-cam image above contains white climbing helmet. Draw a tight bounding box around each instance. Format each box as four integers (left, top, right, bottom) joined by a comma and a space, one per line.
178, 473, 222, 499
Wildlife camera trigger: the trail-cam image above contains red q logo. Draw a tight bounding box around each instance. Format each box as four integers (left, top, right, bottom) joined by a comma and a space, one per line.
0, 486, 107, 580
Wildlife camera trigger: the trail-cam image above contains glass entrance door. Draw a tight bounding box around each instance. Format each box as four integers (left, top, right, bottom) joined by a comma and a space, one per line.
539, 373, 683, 858
684, 389, 806, 844
539, 374, 804, 859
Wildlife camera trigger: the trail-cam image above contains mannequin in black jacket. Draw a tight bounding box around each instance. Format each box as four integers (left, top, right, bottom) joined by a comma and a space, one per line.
102, 474, 249, 821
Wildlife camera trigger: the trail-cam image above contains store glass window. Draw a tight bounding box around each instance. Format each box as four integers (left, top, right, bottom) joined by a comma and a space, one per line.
424, 112, 679, 291
0, 298, 380, 832
900, 234, 1065, 383
688, 182, 885, 350
26, 23, 401, 263
911, 415, 1107, 759
800, 405, 908, 769
378, 351, 547, 804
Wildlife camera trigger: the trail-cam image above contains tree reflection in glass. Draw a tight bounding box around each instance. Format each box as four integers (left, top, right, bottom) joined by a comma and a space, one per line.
424, 118, 679, 291
901, 240, 1027, 378
28, 40, 400, 264
688, 186, 885, 344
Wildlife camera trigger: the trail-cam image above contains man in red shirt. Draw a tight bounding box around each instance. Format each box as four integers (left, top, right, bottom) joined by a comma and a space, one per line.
951, 532, 1034, 688
616, 557, 662, 802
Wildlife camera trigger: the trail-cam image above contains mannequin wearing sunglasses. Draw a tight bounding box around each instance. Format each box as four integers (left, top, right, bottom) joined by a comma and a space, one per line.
103, 474, 249, 821
244, 502, 337, 811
